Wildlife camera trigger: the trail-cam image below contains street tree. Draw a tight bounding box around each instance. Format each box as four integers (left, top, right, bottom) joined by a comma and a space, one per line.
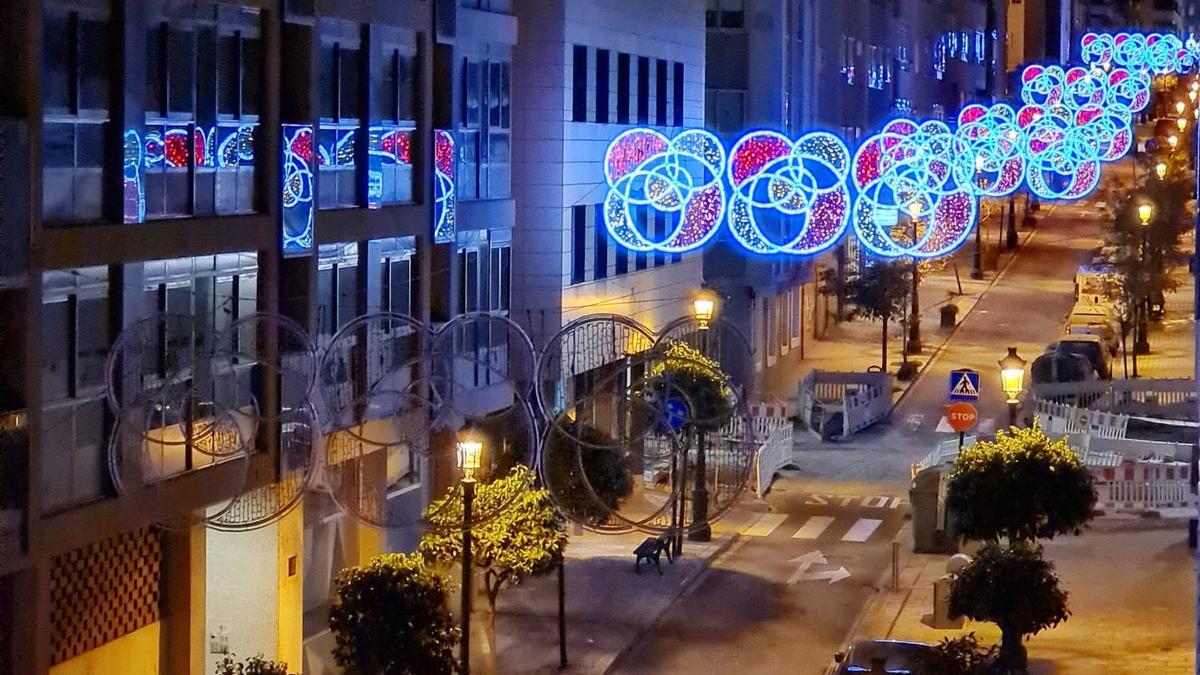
946, 422, 1096, 543
950, 543, 1070, 672
421, 465, 567, 673
328, 552, 460, 675
542, 418, 633, 526
845, 260, 911, 372
213, 655, 296, 675
916, 633, 996, 675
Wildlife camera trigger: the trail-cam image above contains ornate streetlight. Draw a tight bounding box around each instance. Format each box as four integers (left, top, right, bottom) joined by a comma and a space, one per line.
1178, 116, 1189, 133
1176, 100, 1187, 116
1169, 134, 1180, 150
906, 200, 923, 354
1134, 202, 1154, 362
456, 426, 484, 674
687, 289, 717, 543
692, 288, 717, 330
1156, 162, 1168, 180
999, 347, 1027, 428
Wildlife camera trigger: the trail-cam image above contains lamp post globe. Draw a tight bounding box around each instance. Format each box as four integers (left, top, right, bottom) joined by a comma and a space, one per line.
692, 288, 718, 331
1176, 100, 1187, 115
998, 347, 1027, 427
1169, 134, 1180, 149
1178, 116, 1189, 132
1156, 162, 1167, 179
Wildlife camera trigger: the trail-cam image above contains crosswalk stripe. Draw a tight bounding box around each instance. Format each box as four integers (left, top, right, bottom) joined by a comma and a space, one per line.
841, 518, 883, 542
741, 513, 788, 537
791, 516, 835, 539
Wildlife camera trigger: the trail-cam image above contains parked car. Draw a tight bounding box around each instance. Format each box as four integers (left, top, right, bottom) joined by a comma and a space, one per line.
1056, 334, 1113, 380
1031, 349, 1096, 385
1066, 304, 1121, 354
1074, 264, 1117, 304
828, 639, 934, 674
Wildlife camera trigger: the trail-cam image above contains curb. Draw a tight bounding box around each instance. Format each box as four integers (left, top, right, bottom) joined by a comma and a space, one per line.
601, 533, 742, 674
890, 217, 1046, 412
836, 521, 921, 648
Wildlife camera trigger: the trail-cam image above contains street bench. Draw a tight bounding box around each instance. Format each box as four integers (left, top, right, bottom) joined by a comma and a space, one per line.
633, 534, 674, 575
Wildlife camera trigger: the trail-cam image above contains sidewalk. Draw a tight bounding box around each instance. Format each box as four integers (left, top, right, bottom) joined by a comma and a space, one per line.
1126, 233, 1196, 379
493, 502, 761, 673
758, 212, 1038, 408
850, 520, 1195, 674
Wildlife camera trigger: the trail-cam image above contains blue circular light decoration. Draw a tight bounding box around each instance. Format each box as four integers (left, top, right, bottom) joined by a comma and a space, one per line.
725, 130, 851, 255
954, 103, 1025, 198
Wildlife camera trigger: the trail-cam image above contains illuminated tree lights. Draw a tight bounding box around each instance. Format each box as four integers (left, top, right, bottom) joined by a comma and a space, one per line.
600, 31, 1173, 260
433, 129, 456, 244
282, 125, 315, 254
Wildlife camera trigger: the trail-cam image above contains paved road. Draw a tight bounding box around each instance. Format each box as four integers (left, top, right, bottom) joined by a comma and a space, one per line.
793, 201, 1105, 484
609, 479, 909, 674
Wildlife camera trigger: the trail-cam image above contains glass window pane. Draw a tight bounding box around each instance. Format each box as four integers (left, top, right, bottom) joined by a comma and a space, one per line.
316, 268, 334, 337
43, 13, 71, 110
73, 399, 106, 503
389, 259, 411, 316
217, 34, 239, 116
146, 26, 165, 116
40, 405, 74, 510
337, 264, 357, 329
78, 19, 112, 112
41, 302, 71, 401
340, 47, 360, 120
398, 52, 415, 122
319, 44, 337, 120
215, 277, 235, 336
242, 37, 261, 118
465, 61, 481, 128
167, 29, 196, 115
76, 296, 109, 393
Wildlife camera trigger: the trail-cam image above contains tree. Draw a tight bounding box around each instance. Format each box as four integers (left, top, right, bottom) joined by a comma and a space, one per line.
845, 260, 911, 372
421, 465, 568, 672
646, 340, 734, 430
213, 655, 295, 675
328, 552, 460, 675
542, 419, 633, 526
950, 543, 1070, 672
946, 422, 1096, 543
916, 633, 996, 675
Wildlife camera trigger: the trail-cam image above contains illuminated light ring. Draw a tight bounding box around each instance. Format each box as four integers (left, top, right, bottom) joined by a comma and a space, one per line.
161, 128, 190, 168
433, 130, 456, 244
1019, 106, 1101, 201
725, 130, 851, 255
851, 119, 977, 258
334, 130, 355, 166
216, 125, 256, 168
1112, 33, 1148, 69
1106, 68, 1152, 115
1020, 65, 1066, 107
143, 131, 164, 168
1063, 67, 1108, 110
1081, 32, 1115, 67
123, 129, 145, 224
1075, 106, 1132, 162
1145, 33, 1183, 74
954, 103, 1025, 198
603, 128, 727, 253
282, 126, 315, 252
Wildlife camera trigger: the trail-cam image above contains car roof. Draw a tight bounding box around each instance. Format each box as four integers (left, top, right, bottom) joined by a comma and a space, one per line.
1059, 334, 1102, 344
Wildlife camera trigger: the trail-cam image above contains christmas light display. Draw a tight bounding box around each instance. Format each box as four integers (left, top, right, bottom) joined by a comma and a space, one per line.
953, 103, 1025, 197
603, 128, 727, 253
123, 129, 145, 224
282, 125, 315, 254
367, 125, 413, 209
433, 129, 456, 244
725, 130, 851, 255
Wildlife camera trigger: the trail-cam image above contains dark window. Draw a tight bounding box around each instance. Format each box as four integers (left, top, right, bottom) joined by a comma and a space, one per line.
635, 250, 647, 271
595, 50, 610, 123
317, 267, 335, 337
459, 54, 512, 200
637, 57, 650, 124
42, 13, 71, 111
673, 62, 685, 126
167, 29, 196, 115
386, 258, 412, 316
572, 45, 588, 122
459, 249, 481, 312
489, 245, 511, 312
78, 18, 112, 112
319, 39, 362, 209
572, 205, 586, 284
655, 59, 667, 125
617, 53, 630, 124
319, 44, 338, 120
593, 204, 608, 280
217, 34, 240, 116
654, 212, 665, 266
615, 242, 629, 275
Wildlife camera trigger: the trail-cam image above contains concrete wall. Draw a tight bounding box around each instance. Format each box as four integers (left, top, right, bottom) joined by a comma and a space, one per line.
48, 623, 160, 675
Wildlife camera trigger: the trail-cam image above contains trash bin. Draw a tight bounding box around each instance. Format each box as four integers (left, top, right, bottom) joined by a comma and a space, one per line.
939, 304, 958, 329
910, 468, 959, 554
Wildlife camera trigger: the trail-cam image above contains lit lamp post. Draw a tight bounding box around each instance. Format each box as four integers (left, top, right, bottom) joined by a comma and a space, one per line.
999, 347, 1027, 428
1156, 162, 1168, 180
1176, 100, 1187, 117
972, 155, 985, 279
687, 288, 717, 543
1178, 116, 1189, 134
1169, 134, 1180, 150
906, 200, 923, 354
1134, 202, 1154, 363
456, 429, 483, 674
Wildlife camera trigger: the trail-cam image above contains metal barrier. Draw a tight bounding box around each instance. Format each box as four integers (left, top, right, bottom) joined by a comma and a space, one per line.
799, 370, 893, 440
754, 422, 795, 498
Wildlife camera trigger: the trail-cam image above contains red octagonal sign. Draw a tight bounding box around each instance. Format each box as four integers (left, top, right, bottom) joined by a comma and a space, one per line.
947, 402, 978, 433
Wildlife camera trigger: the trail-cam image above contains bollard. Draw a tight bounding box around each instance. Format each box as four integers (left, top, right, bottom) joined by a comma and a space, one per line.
891, 542, 900, 591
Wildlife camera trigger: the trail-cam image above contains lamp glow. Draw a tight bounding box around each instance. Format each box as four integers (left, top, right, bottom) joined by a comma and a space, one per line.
1138, 202, 1153, 225
456, 432, 484, 480
1176, 100, 1187, 114
998, 347, 1027, 404
1179, 116, 1189, 131
1156, 162, 1167, 179
1190, 90, 1197, 102
1169, 134, 1180, 148
692, 288, 718, 329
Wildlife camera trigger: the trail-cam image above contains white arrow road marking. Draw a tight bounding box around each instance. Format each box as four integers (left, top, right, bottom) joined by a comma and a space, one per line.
787, 550, 851, 585
798, 566, 851, 584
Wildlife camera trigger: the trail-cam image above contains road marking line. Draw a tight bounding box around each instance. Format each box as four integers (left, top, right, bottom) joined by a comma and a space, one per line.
740, 513, 788, 537
791, 516, 835, 539
841, 518, 883, 542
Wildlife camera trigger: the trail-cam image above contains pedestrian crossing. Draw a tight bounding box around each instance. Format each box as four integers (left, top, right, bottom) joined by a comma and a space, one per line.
739, 513, 894, 544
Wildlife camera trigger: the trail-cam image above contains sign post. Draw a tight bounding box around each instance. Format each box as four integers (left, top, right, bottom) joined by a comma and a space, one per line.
947, 401, 978, 447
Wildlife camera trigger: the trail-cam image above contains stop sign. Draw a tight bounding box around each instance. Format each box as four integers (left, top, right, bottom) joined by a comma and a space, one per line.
947, 402, 978, 433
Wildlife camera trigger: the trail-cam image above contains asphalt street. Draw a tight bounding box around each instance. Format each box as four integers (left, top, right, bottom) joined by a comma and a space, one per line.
793, 200, 1106, 484
609, 479, 910, 674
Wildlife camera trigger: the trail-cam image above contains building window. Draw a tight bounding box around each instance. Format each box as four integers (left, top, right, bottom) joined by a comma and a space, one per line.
596, 49, 610, 124
572, 45, 588, 122
319, 34, 363, 210
382, 249, 413, 317
40, 267, 112, 512
42, 10, 111, 225
370, 32, 418, 206
459, 247, 482, 312
489, 243, 511, 312
593, 204, 608, 280
673, 62, 684, 126
571, 205, 586, 285
636, 57, 650, 124
655, 59, 668, 126
706, 0, 745, 29
615, 239, 629, 275
617, 53, 631, 125
460, 51, 512, 199
316, 243, 360, 343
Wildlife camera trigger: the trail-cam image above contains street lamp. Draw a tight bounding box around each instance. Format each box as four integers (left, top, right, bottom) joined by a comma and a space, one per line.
1135, 202, 1154, 361
1169, 134, 1180, 150
1190, 89, 1197, 103
456, 426, 484, 674
998, 347, 1027, 428
1156, 162, 1167, 180
1176, 100, 1187, 116
692, 288, 717, 331
906, 200, 923, 354
1179, 116, 1189, 132
1138, 201, 1154, 226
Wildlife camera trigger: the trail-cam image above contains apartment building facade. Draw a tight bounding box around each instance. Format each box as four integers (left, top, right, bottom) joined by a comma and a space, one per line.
0, 0, 524, 672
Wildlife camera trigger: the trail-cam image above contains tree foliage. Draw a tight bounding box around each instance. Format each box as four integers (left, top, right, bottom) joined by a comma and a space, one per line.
213, 655, 295, 675
542, 419, 633, 526
845, 260, 911, 371
421, 465, 568, 610
916, 633, 996, 675
328, 552, 460, 675
950, 543, 1070, 671
946, 422, 1096, 543
647, 340, 735, 430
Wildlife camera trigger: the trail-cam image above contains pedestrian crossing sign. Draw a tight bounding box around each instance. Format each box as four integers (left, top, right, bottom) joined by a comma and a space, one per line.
948, 369, 980, 401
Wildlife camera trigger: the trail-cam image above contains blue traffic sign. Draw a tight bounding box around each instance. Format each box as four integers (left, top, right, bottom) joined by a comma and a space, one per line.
948, 369, 981, 401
